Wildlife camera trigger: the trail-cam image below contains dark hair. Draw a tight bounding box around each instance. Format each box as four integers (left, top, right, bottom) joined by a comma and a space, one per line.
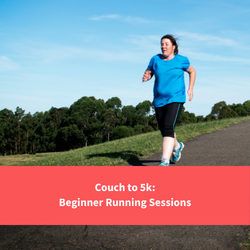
161, 34, 178, 54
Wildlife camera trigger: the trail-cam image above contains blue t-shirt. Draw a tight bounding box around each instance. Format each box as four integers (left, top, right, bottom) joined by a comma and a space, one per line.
147, 54, 190, 107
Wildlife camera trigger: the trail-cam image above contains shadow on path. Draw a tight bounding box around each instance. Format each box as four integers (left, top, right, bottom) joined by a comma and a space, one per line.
86, 150, 143, 164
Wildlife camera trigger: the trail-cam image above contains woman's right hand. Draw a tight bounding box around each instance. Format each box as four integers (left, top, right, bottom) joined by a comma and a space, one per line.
142, 70, 152, 82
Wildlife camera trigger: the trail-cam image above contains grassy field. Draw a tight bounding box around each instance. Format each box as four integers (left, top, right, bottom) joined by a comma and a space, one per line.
1, 116, 250, 166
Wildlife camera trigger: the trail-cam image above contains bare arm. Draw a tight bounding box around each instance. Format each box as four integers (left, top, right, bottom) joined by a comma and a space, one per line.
142, 69, 154, 82
186, 65, 196, 101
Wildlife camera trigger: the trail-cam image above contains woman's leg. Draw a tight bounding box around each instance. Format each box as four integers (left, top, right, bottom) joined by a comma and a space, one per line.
174, 132, 179, 148
162, 136, 174, 160
171, 106, 184, 162
155, 103, 183, 164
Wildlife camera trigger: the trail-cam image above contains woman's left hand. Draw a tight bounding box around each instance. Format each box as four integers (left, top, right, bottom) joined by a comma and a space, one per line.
186, 65, 196, 101
187, 89, 193, 101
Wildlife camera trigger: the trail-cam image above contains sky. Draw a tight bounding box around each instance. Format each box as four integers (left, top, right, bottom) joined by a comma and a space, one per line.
1, 0, 250, 116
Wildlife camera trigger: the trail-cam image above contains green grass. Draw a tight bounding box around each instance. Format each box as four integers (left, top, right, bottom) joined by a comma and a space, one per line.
1, 116, 250, 166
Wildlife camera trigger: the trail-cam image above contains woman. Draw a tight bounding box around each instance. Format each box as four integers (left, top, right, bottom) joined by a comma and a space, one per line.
142, 34, 196, 166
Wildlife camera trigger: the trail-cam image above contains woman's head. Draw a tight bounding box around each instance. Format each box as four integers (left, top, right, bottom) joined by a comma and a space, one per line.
161, 35, 178, 56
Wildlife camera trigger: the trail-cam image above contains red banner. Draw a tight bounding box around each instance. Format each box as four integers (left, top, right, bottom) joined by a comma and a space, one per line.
0, 166, 249, 225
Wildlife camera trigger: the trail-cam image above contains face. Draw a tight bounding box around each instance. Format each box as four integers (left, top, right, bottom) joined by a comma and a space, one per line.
161, 38, 175, 58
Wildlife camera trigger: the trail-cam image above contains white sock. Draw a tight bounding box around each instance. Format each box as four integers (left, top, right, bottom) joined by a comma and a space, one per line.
161, 158, 169, 164
174, 144, 180, 151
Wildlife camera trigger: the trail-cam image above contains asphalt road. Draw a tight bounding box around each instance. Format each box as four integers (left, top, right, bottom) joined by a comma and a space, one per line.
1, 119, 250, 250
129, 119, 250, 166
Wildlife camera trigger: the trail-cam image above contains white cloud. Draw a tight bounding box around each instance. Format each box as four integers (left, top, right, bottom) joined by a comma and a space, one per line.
123, 16, 154, 24
89, 14, 120, 21
0, 56, 19, 71
89, 14, 155, 24
12, 41, 147, 64
184, 49, 250, 63
18, 34, 248, 66
128, 35, 159, 50
176, 31, 237, 47
127, 34, 250, 64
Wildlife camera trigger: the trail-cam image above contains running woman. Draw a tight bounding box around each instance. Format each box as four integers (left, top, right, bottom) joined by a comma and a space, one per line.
142, 34, 196, 166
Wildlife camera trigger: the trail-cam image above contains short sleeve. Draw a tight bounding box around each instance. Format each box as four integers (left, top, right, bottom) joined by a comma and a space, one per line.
181, 56, 190, 71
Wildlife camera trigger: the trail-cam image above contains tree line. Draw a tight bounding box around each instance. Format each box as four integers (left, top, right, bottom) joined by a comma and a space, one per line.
0, 97, 249, 155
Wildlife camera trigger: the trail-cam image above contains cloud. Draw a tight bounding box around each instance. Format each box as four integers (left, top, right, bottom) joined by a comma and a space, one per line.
11, 40, 148, 64
0, 56, 19, 71
176, 32, 238, 47
127, 35, 159, 51
168, 31, 250, 64
123, 16, 154, 24
89, 14, 155, 24
184, 49, 250, 63
177, 32, 239, 47
89, 14, 120, 21
127, 33, 250, 64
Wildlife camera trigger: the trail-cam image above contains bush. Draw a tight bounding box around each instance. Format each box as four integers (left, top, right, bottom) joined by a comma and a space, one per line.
134, 125, 144, 135
111, 126, 134, 140
142, 125, 154, 133
196, 115, 204, 123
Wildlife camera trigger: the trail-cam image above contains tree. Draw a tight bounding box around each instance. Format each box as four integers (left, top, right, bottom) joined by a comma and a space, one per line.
69, 96, 106, 146
106, 97, 122, 110
229, 103, 247, 117
135, 100, 152, 126
204, 114, 216, 122
243, 100, 250, 115
136, 101, 151, 115
103, 97, 122, 140
21, 113, 34, 154
121, 105, 137, 127
102, 108, 118, 141
196, 115, 204, 123
177, 107, 196, 125
218, 105, 238, 119
15, 107, 25, 154
0, 109, 15, 155
86, 116, 104, 145
30, 112, 45, 153
133, 124, 144, 135
56, 125, 86, 151
210, 101, 227, 119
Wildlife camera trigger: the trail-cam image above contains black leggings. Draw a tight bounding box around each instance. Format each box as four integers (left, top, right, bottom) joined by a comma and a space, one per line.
155, 102, 183, 138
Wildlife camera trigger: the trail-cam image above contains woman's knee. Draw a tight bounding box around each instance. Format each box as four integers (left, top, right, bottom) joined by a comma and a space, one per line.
161, 124, 174, 138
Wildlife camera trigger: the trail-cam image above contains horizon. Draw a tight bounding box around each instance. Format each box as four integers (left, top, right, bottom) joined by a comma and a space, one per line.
1, 95, 249, 119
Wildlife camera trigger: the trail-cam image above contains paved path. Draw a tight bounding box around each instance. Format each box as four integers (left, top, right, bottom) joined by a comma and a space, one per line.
1, 120, 250, 250
129, 119, 250, 166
